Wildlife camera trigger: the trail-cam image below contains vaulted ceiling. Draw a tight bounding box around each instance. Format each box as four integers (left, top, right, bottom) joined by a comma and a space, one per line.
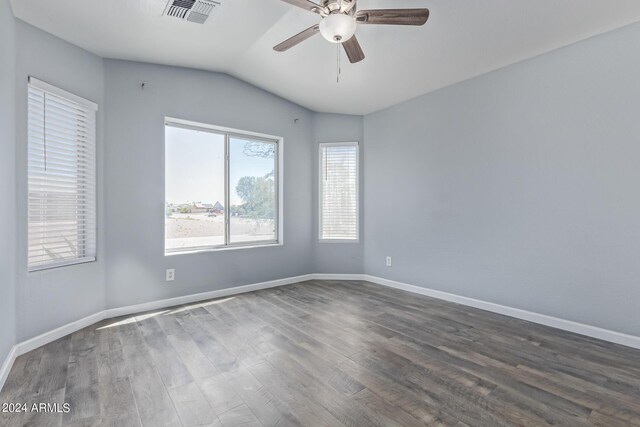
11, 0, 640, 114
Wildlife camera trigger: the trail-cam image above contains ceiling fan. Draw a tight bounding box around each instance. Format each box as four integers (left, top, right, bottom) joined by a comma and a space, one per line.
273, 0, 430, 64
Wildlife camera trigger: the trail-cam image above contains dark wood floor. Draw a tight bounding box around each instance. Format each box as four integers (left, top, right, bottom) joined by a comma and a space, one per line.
2, 280, 640, 426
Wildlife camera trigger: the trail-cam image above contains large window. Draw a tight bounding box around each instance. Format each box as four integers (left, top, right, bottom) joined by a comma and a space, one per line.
319, 142, 359, 241
165, 119, 281, 254
27, 77, 98, 271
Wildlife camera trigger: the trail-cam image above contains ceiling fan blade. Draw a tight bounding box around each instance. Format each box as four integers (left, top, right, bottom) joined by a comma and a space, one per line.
273, 24, 320, 52
343, 36, 365, 63
280, 0, 327, 15
355, 9, 430, 26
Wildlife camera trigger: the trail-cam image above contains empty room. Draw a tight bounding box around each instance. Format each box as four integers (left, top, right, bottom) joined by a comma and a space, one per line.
2, 0, 640, 425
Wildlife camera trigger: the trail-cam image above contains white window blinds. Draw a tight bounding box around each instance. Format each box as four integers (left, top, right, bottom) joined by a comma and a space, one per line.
319, 142, 359, 241
28, 77, 98, 271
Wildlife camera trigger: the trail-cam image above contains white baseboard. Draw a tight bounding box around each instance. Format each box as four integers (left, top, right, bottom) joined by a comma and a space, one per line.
311, 274, 366, 281
15, 311, 107, 357
3, 272, 640, 392
0, 345, 17, 394
363, 274, 640, 350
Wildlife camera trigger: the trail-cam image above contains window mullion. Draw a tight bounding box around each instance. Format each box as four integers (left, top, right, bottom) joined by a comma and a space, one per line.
224, 133, 230, 247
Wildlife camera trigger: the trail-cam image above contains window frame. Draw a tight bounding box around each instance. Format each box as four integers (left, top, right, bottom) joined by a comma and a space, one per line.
164, 117, 284, 256
318, 141, 360, 243
27, 76, 99, 272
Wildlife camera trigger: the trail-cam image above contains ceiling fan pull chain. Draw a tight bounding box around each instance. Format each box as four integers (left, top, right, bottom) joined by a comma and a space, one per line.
336, 42, 341, 83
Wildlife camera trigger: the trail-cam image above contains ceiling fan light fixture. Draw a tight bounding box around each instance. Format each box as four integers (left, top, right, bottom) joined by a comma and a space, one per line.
319, 14, 357, 43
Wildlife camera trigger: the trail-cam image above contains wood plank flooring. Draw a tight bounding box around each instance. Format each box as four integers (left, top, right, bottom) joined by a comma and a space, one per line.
2, 280, 640, 426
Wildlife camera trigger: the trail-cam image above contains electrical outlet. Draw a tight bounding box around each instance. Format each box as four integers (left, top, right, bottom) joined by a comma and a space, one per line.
386, 256, 392, 267
166, 268, 175, 281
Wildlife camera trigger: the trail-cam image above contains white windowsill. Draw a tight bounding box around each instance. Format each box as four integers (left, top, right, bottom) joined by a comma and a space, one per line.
165, 242, 283, 257
28, 257, 97, 273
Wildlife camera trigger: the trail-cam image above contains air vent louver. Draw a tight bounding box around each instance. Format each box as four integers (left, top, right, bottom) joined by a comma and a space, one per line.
163, 0, 219, 24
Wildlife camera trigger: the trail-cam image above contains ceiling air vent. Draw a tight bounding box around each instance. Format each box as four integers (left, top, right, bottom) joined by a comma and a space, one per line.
163, 0, 220, 24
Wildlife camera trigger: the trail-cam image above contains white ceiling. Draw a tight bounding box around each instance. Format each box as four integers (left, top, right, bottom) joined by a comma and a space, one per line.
11, 0, 640, 114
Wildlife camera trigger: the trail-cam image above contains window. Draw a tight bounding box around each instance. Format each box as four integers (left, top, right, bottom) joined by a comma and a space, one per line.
165, 118, 281, 254
319, 142, 359, 241
27, 77, 98, 271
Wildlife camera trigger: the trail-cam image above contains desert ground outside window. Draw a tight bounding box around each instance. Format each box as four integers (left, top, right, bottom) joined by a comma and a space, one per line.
164, 118, 282, 255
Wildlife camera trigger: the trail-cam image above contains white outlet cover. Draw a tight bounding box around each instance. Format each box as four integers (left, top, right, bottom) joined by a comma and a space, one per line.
386, 256, 392, 267
166, 269, 175, 281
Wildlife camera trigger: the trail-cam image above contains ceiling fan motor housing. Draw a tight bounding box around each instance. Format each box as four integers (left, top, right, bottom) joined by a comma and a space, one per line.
322, 0, 356, 13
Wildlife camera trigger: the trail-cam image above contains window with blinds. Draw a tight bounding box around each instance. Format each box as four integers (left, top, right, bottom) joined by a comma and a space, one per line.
319, 142, 359, 241
27, 77, 98, 271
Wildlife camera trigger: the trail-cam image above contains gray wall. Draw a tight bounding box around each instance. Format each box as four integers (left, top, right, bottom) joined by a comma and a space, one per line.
0, 0, 17, 362
103, 60, 314, 309
14, 21, 106, 341
364, 22, 640, 336
311, 113, 364, 274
